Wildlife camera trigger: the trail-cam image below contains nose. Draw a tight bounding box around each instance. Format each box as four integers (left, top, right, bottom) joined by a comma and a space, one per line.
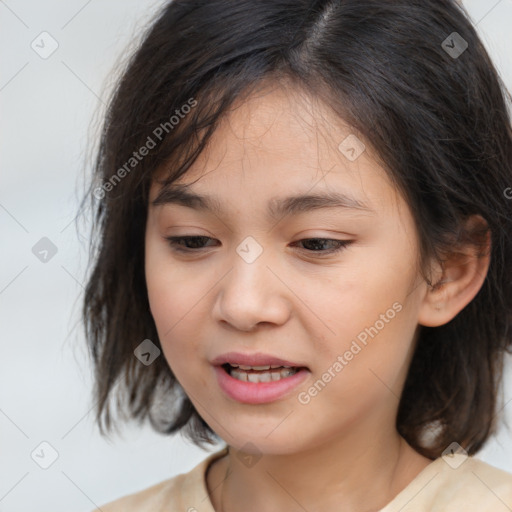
212, 248, 292, 332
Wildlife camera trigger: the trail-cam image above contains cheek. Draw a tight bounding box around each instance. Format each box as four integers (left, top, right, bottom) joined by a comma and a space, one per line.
310, 248, 416, 346
145, 234, 202, 331
145, 240, 204, 370
304, 249, 420, 398
146, 272, 209, 390
341, 228, 418, 329
296, 308, 417, 435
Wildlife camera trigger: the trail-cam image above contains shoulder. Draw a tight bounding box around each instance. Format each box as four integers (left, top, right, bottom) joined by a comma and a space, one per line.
91, 446, 228, 512
446, 456, 512, 506
384, 454, 512, 512
94, 473, 188, 512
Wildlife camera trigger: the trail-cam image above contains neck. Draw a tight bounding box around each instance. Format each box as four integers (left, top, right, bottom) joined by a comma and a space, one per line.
208, 424, 432, 512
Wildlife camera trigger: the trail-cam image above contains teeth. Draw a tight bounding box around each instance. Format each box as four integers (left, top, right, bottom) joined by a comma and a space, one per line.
229, 367, 299, 383
248, 372, 270, 383
231, 364, 292, 370
238, 364, 270, 370
232, 370, 248, 382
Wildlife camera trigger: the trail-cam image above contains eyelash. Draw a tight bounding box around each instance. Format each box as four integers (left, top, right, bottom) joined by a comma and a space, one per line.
164, 236, 352, 257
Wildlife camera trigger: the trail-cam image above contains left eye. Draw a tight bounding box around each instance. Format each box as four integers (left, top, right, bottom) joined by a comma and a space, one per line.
291, 238, 352, 254
164, 236, 352, 256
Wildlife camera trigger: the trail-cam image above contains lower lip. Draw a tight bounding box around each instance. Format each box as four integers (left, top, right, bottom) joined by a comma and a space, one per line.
214, 365, 309, 404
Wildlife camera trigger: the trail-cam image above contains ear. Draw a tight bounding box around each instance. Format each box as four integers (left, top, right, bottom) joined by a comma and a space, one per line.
418, 215, 491, 327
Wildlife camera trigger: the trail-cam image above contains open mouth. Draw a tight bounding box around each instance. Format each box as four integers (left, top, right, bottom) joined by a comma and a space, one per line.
221, 363, 305, 383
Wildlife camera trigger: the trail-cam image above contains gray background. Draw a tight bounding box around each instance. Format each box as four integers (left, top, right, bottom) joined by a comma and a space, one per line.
1, 1, 511, 511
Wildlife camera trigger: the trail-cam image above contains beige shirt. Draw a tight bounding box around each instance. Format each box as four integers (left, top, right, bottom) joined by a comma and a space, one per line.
94, 446, 512, 511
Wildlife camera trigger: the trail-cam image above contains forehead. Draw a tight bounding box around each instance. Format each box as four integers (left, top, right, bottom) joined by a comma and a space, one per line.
149, 84, 400, 217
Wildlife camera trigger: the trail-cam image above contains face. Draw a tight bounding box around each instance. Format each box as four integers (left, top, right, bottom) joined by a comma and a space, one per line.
145, 83, 428, 455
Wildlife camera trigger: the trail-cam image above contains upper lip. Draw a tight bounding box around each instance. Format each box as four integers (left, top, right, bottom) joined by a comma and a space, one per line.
212, 351, 307, 368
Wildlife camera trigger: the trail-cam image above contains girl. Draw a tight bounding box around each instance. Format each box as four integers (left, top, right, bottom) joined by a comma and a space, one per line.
82, 0, 512, 510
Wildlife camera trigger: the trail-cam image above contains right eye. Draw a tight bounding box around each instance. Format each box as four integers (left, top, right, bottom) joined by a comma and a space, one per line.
164, 236, 219, 253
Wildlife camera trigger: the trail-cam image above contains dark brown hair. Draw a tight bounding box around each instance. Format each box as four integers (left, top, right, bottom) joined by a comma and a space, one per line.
80, 0, 512, 458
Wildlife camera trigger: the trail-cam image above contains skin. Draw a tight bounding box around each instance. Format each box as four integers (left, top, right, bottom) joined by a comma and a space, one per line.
144, 81, 490, 512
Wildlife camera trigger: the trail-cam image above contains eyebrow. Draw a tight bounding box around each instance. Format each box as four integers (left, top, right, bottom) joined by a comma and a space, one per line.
151, 183, 375, 219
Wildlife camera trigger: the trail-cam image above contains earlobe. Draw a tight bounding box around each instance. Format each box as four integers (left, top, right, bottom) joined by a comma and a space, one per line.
418, 215, 491, 327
